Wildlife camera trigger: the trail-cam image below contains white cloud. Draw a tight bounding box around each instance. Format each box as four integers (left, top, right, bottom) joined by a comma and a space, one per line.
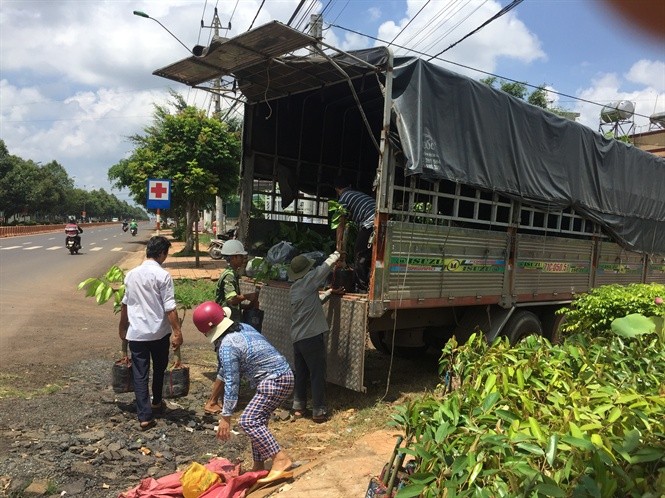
625, 60, 665, 92
574, 71, 665, 133
374, 0, 545, 78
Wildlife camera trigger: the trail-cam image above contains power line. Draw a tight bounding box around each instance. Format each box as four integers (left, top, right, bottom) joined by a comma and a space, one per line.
247, 0, 266, 31
427, 0, 523, 61
328, 22, 656, 122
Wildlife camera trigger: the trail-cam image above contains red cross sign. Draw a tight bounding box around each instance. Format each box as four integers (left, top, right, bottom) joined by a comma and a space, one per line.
146, 178, 171, 209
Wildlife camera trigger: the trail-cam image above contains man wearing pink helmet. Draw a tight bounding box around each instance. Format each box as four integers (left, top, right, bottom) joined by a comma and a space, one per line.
193, 301, 294, 483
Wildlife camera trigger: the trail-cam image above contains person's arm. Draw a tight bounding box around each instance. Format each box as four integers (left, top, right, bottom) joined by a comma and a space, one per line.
166, 308, 182, 350
118, 304, 129, 341
300, 251, 340, 293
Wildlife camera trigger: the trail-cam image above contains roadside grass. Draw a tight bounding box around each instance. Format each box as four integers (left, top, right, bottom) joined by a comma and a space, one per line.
0, 373, 62, 399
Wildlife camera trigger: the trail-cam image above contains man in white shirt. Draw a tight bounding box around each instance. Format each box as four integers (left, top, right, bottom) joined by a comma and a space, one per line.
119, 236, 183, 430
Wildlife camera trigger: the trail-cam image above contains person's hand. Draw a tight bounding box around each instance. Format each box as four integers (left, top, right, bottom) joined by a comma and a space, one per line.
217, 416, 231, 441
171, 331, 183, 350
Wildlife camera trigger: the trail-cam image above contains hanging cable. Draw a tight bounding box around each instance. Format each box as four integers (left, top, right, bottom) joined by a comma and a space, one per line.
247, 0, 266, 31
387, 0, 431, 47
327, 23, 655, 121
427, 0, 524, 61
287, 0, 308, 26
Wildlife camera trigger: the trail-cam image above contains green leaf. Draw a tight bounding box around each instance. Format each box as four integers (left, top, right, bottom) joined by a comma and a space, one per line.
545, 434, 558, 466
516, 442, 544, 455
395, 484, 426, 498
534, 483, 566, 497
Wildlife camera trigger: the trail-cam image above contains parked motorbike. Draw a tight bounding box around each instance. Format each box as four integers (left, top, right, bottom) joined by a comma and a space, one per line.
65, 235, 81, 255
208, 238, 225, 259
208, 228, 237, 260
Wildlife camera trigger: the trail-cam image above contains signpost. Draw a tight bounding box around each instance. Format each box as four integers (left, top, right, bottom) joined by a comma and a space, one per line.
147, 179, 171, 234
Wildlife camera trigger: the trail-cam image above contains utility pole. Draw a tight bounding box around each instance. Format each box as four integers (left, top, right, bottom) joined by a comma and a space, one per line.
203, 8, 227, 236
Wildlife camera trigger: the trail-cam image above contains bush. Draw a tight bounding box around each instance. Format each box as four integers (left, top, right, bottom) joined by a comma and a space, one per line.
393, 330, 665, 497
558, 283, 665, 336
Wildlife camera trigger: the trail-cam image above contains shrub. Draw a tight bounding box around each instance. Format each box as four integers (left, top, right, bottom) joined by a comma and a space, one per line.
393, 331, 665, 497
558, 283, 665, 336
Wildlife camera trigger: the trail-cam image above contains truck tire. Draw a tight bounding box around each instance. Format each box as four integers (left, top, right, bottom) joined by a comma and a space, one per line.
368, 330, 428, 358
541, 311, 567, 344
503, 310, 542, 345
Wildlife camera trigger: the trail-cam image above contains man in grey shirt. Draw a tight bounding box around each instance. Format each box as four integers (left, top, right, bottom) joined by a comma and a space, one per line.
288, 250, 340, 423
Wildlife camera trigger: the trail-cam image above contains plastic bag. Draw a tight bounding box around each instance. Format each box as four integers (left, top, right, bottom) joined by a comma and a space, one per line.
265, 241, 298, 265
181, 462, 221, 498
300, 251, 326, 266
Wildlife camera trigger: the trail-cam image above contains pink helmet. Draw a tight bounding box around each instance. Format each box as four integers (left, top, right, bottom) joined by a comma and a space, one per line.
193, 301, 226, 334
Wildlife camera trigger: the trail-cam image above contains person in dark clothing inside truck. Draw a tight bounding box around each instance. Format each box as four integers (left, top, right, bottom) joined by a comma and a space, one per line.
333, 177, 376, 293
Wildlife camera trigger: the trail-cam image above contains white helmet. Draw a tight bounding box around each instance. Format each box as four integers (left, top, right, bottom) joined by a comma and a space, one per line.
220, 239, 247, 256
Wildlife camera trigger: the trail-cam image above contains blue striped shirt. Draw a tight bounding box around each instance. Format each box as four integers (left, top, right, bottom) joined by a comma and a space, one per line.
216, 323, 292, 416
338, 189, 376, 229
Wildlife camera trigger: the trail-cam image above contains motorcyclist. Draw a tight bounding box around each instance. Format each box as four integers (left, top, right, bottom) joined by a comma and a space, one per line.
129, 219, 138, 234
65, 219, 83, 248
122, 219, 129, 231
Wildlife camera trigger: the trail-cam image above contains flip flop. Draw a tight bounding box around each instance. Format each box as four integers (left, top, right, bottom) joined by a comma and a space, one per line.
247, 470, 294, 494
204, 406, 222, 415
255, 469, 294, 484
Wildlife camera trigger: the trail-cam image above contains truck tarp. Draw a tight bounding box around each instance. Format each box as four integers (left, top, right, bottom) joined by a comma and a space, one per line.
391, 57, 665, 255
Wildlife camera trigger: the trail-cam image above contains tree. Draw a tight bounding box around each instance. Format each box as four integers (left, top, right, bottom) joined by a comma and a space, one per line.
481, 77, 549, 109
108, 93, 241, 252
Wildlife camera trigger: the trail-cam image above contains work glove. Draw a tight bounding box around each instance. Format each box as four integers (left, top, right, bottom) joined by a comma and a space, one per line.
319, 288, 333, 301
325, 251, 341, 267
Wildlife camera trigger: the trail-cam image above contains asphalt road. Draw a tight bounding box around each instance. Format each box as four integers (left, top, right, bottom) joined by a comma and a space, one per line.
0, 223, 150, 371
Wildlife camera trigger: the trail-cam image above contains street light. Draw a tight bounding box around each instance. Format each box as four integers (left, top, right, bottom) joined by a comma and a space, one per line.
133, 10, 193, 54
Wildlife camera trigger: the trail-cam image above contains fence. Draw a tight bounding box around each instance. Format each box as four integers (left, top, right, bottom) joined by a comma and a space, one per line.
0, 222, 118, 238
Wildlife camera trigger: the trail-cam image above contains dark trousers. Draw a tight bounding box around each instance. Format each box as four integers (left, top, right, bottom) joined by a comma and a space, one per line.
129, 334, 170, 422
354, 226, 373, 292
292, 333, 327, 415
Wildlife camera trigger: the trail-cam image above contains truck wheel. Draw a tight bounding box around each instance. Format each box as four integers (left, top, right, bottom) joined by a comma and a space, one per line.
541, 312, 567, 344
368, 330, 428, 357
503, 311, 542, 345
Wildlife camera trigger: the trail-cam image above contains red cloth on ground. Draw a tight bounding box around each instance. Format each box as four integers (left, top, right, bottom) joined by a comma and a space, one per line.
118, 458, 269, 498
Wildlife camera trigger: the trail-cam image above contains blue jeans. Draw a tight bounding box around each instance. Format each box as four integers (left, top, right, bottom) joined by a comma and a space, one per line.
129, 334, 170, 422
292, 333, 327, 416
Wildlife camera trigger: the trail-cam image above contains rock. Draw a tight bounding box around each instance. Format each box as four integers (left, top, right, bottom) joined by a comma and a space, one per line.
23, 479, 49, 496
61, 478, 87, 495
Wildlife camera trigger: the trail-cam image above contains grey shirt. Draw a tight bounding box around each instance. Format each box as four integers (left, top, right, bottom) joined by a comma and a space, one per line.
289, 262, 333, 343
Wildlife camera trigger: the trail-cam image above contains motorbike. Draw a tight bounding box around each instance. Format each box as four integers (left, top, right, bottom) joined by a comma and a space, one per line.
208, 228, 237, 260
130, 226, 138, 236
122, 223, 128, 232
65, 235, 81, 255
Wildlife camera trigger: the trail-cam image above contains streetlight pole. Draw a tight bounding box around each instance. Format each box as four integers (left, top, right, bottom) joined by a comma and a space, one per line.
133, 11, 193, 54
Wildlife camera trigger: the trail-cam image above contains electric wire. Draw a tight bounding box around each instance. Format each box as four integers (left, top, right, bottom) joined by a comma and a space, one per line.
328, 23, 657, 122
387, 0, 431, 47
247, 0, 266, 31
427, 0, 524, 60
406, 0, 471, 56
287, 0, 308, 26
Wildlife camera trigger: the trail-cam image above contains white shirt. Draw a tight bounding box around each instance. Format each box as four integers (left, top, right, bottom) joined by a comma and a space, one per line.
122, 259, 177, 342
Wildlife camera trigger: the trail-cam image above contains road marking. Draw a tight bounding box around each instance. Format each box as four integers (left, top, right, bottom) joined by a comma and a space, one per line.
111, 247, 123, 252
46, 246, 61, 250
90, 242, 97, 245
103, 238, 108, 241
0, 246, 22, 250
90, 247, 103, 252
24, 246, 43, 250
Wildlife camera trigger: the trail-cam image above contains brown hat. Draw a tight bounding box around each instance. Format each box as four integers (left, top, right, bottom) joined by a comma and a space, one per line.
288, 255, 315, 281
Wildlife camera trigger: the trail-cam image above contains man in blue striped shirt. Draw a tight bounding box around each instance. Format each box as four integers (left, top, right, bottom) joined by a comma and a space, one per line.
334, 177, 376, 293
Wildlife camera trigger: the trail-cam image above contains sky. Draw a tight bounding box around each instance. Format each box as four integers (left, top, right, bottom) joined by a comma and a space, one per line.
1, 0, 663, 206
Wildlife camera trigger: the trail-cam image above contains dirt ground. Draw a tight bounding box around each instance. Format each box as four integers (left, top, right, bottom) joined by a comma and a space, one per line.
0, 239, 443, 497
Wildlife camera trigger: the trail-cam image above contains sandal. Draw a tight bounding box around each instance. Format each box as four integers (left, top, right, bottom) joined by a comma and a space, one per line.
204, 405, 222, 415
312, 411, 329, 424
151, 400, 167, 415
139, 419, 156, 431
291, 409, 309, 419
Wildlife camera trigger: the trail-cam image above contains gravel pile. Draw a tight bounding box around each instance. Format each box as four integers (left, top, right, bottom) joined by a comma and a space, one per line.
0, 352, 272, 498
